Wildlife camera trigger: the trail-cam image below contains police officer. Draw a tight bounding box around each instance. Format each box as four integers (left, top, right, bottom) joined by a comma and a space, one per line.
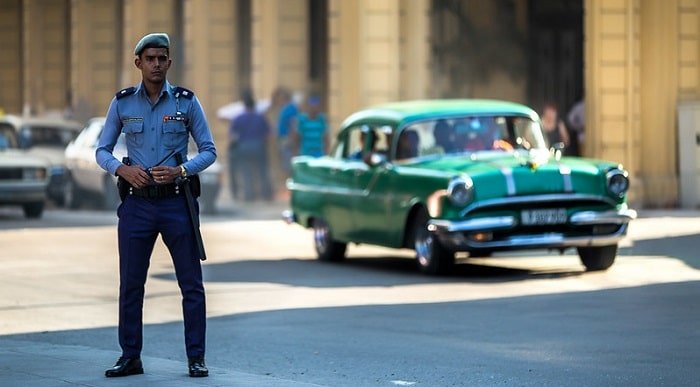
96, 32, 216, 378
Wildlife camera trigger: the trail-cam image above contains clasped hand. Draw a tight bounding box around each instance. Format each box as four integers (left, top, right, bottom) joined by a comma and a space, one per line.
117, 165, 180, 188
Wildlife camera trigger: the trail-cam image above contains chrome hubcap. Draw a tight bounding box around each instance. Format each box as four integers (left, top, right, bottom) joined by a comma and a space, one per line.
64, 180, 73, 207
415, 228, 433, 267
314, 222, 329, 254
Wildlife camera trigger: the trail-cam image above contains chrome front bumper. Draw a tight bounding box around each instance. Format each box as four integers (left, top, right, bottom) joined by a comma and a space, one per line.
428, 208, 637, 251
282, 209, 296, 225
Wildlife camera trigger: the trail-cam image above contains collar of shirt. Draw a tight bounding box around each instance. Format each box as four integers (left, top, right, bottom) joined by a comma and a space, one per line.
135, 81, 172, 106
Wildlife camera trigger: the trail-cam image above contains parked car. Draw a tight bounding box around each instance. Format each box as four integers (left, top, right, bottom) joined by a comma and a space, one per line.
0, 121, 50, 218
0, 114, 82, 206
284, 99, 637, 274
64, 117, 222, 213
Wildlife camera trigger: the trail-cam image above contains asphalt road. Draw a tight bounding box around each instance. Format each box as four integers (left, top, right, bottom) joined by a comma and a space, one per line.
0, 206, 699, 386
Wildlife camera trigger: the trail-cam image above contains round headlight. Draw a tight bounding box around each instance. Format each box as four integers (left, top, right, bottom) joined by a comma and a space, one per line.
447, 177, 474, 206
606, 169, 629, 197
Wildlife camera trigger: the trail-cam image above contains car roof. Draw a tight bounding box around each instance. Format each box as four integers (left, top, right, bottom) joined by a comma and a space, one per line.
0, 114, 83, 131
340, 99, 539, 130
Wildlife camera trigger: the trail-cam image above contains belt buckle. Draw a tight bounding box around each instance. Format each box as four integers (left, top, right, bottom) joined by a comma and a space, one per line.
147, 185, 158, 198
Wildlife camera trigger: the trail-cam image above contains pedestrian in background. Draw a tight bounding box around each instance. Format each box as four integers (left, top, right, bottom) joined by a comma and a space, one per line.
567, 99, 585, 156
227, 102, 240, 201
230, 88, 273, 201
293, 95, 328, 157
540, 103, 570, 152
276, 87, 297, 174
96, 32, 214, 378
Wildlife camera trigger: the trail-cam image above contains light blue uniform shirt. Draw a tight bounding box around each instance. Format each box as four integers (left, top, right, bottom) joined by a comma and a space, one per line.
96, 81, 216, 176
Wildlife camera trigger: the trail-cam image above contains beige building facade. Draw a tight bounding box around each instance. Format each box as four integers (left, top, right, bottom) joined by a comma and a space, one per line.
0, 0, 696, 207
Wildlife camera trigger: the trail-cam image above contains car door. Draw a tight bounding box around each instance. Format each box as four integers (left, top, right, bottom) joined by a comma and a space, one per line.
349, 124, 396, 245
310, 125, 366, 242
73, 121, 106, 193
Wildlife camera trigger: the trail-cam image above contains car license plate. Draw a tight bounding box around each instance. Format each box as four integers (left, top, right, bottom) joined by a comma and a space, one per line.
521, 208, 568, 225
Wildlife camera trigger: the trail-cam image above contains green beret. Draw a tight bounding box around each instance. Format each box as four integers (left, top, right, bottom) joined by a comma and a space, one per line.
134, 33, 170, 56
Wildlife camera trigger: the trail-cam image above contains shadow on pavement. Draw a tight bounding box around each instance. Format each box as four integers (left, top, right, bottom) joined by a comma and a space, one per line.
621, 232, 700, 270
3, 280, 699, 386
153, 256, 584, 288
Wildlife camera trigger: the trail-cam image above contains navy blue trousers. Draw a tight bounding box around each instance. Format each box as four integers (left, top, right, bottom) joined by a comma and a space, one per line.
117, 194, 205, 358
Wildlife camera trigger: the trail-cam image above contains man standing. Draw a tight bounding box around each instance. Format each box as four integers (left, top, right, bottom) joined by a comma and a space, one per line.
229, 88, 273, 201
96, 33, 216, 378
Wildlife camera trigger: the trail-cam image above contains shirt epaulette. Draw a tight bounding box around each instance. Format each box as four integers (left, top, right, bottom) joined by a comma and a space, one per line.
115, 87, 137, 100
173, 86, 194, 99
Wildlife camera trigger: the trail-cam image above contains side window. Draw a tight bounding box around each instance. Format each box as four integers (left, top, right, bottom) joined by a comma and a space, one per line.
345, 126, 366, 160
343, 125, 392, 160
331, 135, 345, 159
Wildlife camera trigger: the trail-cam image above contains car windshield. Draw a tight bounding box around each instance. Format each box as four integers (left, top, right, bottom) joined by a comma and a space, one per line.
22, 125, 78, 148
395, 115, 547, 161
0, 123, 20, 149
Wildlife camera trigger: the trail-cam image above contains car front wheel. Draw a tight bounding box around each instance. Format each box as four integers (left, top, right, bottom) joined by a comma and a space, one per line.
312, 218, 347, 262
63, 175, 80, 209
577, 244, 618, 271
103, 176, 120, 210
22, 202, 44, 219
413, 212, 454, 275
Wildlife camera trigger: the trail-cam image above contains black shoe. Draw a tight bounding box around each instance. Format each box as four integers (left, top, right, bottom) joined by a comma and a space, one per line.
188, 356, 208, 377
105, 356, 144, 377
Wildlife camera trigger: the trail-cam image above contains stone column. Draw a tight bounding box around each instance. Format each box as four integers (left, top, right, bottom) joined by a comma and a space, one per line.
183, 0, 240, 151
399, 0, 430, 100
251, 0, 309, 101
0, 0, 22, 115
584, 0, 642, 204
70, 0, 121, 121
640, 0, 679, 206
328, 0, 401, 131
120, 0, 178, 86
23, 0, 71, 116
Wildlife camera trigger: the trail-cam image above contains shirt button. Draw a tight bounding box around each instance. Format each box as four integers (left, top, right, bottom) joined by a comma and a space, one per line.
151, 148, 155, 151
151, 127, 155, 131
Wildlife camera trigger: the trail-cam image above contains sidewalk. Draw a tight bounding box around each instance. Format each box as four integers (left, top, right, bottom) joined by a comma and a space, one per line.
0, 339, 321, 387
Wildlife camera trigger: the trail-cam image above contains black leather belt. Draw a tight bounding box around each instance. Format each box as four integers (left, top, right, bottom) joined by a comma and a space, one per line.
128, 183, 181, 199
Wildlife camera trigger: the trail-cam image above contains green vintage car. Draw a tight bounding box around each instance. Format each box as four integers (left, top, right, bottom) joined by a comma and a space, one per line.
284, 99, 636, 274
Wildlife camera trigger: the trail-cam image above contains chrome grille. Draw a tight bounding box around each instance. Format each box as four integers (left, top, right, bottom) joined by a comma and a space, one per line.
0, 168, 23, 180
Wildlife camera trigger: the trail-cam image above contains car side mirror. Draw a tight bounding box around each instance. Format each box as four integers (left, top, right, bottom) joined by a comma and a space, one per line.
365, 152, 387, 167
550, 142, 565, 160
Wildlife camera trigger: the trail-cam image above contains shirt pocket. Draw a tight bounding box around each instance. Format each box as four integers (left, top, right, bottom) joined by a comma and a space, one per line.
122, 120, 144, 147
162, 120, 188, 149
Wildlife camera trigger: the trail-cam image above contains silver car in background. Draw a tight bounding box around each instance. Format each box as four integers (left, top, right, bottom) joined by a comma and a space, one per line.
0, 114, 82, 206
0, 122, 50, 218
64, 117, 222, 213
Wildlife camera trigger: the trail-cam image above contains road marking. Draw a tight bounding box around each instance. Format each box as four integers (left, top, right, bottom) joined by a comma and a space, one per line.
391, 381, 417, 386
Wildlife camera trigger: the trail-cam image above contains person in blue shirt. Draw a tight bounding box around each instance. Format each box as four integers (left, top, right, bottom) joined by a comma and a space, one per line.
293, 95, 328, 157
96, 32, 215, 378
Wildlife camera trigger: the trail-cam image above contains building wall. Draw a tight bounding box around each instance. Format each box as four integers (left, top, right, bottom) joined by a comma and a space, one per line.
585, 0, 642, 203
23, 0, 71, 116
251, 0, 308, 102
0, 0, 22, 115
3, 0, 698, 206
399, 0, 431, 101
328, 0, 429, 131
183, 0, 240, 154
585, 0, 700, 206
679, 0, 700, 101
70, 0, 121, 122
